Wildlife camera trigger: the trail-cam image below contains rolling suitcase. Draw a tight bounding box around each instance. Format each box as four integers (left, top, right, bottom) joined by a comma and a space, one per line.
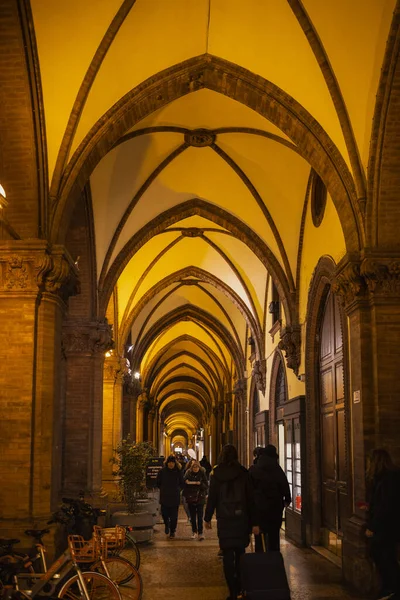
240, 535, 291, 599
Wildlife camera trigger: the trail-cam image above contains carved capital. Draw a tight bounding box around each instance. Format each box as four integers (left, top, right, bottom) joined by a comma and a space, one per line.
278, 326, 301, 375
332, 261, 364, 306
0, 242, 79, 301
233, 377, 247, 401
62, 318, 114, 356
333, 254, 400, 309
360, 258, 400, 296
252, 359, 266, 394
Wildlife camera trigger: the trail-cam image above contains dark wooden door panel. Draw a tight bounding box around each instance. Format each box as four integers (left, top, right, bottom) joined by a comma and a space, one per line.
319, 291, 349, 545
321, 412, 335, 480
322, 486, 337, 530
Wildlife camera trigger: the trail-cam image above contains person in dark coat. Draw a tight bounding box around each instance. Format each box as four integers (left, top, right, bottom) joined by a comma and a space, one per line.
204, 444, 259, 600
249, 444, 291, 552
183, 460, 209, 539
200, 454, 212, 478
156, 455, 184, 539
365, 448, 400, 600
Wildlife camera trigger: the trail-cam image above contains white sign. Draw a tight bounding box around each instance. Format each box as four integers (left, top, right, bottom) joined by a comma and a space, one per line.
353, 390, 361, 404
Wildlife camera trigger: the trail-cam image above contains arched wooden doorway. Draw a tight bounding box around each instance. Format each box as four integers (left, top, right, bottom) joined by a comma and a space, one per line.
318, 290, 350, 558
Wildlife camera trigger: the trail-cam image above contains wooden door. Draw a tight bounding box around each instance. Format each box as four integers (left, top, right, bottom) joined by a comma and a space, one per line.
319, 291, 349, 554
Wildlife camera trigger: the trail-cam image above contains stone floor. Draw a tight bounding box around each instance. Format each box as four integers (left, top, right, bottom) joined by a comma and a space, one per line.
139, 509, 360, 600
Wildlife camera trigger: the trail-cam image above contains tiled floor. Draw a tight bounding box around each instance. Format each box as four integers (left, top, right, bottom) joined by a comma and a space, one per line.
138, 509, 360, 600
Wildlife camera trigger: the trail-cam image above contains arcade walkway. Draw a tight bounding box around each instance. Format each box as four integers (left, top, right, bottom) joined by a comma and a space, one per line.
139, 509, 358, 600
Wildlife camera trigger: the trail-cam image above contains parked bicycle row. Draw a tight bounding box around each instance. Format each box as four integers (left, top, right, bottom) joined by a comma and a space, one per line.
0, 495, 142, 600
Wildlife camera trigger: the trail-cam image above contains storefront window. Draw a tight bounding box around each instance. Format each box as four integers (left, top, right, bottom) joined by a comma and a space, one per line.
284, 418, 302, 513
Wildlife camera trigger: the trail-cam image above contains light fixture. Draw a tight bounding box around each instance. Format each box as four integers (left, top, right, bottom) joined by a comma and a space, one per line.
105, 350, 113, 358
0, 184, 8, 209
134, 372, 140, 380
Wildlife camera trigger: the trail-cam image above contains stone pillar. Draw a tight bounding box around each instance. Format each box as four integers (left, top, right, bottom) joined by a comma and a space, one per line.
233, 378, 247, 465
136, 393, 147, 443
122, 376, 138, 440
211, 407, 218, 465
147, 408, 155, 443
0, 242, 78, 536
102, 356, 130, 492
152, 407, 159, 450
333, 253, 400, 593
62, 318, 113, 496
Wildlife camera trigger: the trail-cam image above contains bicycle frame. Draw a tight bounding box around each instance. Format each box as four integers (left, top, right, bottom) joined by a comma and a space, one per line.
14, 548, 90, 600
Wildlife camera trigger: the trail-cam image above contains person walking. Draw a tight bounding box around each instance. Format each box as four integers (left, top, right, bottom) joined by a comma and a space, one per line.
204, 444, 259, 600
249, 444, 291, 552
200, 454, 212, 478
365, 448, 400, 600
156, 455, 184, 539
184, 460, 208, 540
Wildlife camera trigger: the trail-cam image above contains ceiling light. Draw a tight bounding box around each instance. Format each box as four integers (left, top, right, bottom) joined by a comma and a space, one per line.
105, 350, 113, 358
134, 372, 140, 379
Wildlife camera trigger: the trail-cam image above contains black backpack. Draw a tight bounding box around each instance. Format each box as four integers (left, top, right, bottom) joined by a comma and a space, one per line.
218, 473, 246, 519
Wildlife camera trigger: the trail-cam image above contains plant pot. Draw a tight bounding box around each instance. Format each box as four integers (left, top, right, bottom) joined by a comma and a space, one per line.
111, 510, 154, 543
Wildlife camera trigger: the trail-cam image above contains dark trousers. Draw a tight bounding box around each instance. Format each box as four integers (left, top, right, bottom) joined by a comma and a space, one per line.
371, 538, 400, 594
222, 547, 245, 599
255, 516, 282, 552
188, 503, 204, 534
161, 505, 178, 534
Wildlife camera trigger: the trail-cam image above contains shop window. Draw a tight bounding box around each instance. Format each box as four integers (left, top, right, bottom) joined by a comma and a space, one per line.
285, 417, 302, 513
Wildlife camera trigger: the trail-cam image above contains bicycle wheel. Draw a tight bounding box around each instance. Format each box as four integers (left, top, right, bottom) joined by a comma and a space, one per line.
115, 535, 140, 571
91, 557, 142, 599
57, 570, 121, 600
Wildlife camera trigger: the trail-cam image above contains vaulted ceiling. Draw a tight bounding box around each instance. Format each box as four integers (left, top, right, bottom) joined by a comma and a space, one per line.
29, 0, 396, 442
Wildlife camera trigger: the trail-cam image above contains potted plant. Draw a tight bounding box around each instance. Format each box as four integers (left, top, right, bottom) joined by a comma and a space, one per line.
110, 437, 157, 542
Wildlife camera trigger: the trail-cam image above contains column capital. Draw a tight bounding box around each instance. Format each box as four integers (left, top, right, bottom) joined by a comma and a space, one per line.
233, 377, 247, 402
104, 356, 130, 383
278, 326, 301, 375
0, 241, 79, 301
62, 318, 114, 356
251, 359, 266, 394
332, 251, 400, 310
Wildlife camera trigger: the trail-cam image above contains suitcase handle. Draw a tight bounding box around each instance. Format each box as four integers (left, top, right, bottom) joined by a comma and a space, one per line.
250, 532, 266, 552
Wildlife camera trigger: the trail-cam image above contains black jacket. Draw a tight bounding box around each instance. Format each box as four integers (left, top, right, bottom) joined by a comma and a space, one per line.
200, 457, 212, 476
204, 461, 257, 549
367, 468, 400, 541
249, 455, 291, 520
183, 468, 208, 504
156, 465, 184, 507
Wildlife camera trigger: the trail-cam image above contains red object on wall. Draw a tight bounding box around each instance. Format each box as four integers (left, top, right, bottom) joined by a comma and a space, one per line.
295, 495, 302, 511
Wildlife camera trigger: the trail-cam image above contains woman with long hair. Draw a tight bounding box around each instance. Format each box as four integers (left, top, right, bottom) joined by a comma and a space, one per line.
183, 460, 208, 540
365, 448, 400, 600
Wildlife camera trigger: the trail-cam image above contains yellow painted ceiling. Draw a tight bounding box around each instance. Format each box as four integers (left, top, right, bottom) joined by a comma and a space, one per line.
29, 0, 395, 441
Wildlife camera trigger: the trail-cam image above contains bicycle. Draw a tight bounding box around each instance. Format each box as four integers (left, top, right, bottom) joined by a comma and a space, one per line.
95, 526, 140, 572
0, 534, 121, 600
86, 530, 142, 600
50, 496, 140, 571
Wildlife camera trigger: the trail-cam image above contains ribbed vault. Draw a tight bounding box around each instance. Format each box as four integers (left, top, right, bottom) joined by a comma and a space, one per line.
21, 0, 396, 452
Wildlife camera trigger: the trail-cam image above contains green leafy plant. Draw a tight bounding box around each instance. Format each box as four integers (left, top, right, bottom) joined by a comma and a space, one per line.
112, 436, 156, 513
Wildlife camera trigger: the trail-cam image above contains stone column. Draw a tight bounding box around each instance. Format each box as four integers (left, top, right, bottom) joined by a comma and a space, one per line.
211, 407, 218, 465
136, 393, 147, 443
62, 318, 113, 496
233, 378, 247, 465
147, 408, 155, 443
122, 376, 138, 440
0, 242, 78, 537
102, 356, 130, 492
333, 253, 400, 593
